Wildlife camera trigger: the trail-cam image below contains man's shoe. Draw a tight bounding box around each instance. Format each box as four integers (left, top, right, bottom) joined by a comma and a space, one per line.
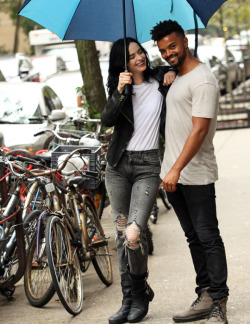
206, 298, 228, 323
173, 288, 212, 323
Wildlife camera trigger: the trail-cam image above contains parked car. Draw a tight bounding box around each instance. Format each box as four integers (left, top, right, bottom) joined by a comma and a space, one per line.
30, 55, 67, 81
41, 43, 80, 71
0, 82, 70, 152
0, 54, 39, 82
45, 70, 83, 107
45, 61, 109, 107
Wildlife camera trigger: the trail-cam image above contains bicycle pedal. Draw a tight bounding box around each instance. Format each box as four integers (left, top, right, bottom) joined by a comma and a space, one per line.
90, 237, 108, 248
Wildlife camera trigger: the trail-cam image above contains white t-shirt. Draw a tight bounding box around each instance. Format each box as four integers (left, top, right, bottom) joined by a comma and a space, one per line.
126, 78, 163, 151
160, 63, 219, 185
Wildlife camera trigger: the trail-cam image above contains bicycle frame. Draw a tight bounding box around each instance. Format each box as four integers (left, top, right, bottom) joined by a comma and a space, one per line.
0, 182, 26, 296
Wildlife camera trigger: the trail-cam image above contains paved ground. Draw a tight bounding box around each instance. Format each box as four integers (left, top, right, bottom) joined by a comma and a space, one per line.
1, 128, 250, 324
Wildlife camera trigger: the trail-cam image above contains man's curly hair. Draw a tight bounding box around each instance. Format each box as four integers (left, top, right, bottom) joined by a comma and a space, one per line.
150, 20, 185, 42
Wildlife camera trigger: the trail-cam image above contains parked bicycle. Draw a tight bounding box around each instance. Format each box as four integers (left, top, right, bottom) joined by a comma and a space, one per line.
0, 153, 43, 300
34, 126, 107, 220
13, 146, 113, 315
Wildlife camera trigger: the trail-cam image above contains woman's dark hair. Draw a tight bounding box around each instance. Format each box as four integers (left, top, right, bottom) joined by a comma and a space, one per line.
107, 37, 153, 97
151, 20, 185, 42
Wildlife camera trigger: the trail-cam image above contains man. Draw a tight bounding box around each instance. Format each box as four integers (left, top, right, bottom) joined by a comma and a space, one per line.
151, 20, 229, 324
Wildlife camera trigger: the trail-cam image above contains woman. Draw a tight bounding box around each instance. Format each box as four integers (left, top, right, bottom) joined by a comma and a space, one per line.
101, 38, 176, 324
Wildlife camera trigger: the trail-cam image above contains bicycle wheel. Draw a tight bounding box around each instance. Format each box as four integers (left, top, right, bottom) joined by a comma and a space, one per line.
45, 215, 83, 315
24, 210, 55, 307
8, 209, 39, 281
159, 187, 171, 210
84, 197, 113, 286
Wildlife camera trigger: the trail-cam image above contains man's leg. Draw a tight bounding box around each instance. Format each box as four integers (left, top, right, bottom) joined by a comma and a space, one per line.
182, 184, 229, 324
167, 184, 210, 289
182, 183, 229, 300
167, 184, 212, 323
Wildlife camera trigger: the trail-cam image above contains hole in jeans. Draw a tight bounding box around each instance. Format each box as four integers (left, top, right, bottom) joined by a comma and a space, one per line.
125, 221, 141, 250
116, 214, 128, 238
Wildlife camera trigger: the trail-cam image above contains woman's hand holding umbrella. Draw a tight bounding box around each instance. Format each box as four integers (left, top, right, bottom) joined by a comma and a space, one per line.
118, 72, 133, 94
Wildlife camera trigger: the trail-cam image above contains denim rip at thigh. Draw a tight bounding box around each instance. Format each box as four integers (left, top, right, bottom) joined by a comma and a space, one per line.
105, 150, 161, 275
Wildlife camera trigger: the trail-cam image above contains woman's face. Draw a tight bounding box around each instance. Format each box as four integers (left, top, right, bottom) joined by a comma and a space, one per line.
127, 42, 147, 74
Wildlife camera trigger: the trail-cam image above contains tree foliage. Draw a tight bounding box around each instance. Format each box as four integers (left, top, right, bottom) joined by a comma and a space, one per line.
1, 0, 43, 36
208, 0, 250, 37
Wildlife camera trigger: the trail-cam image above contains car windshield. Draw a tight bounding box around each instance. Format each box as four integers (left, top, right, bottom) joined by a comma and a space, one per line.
0, 89, 41, 123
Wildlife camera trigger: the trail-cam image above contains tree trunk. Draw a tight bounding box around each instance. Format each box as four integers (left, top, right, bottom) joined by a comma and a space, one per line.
13, 1, 22, 53
75, 40, 107, 117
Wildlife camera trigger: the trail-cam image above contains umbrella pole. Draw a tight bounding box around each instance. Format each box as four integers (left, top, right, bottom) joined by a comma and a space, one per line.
123, 0, 132, 95
193, 11, 198, 58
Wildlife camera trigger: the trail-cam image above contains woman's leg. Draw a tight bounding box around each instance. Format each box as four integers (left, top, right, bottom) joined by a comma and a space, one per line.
122, 151, 161, 323
105, 160, 132, 277
105, 159, 133, 324
125, 175, 160, 275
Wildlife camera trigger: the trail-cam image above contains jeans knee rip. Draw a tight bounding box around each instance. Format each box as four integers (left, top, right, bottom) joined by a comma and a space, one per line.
124, 221, 144, 255
115, 214, 128, 239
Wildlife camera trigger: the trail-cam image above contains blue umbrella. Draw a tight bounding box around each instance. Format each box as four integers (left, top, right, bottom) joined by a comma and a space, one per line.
19, 0, 227, 94
19, 0, 227, 91
19, 0, 227, 44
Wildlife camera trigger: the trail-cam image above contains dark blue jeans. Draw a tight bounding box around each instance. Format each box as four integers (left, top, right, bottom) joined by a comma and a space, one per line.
167, 183, 229, 300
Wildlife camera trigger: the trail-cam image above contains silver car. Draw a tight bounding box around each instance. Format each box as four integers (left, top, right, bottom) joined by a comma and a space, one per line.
0, 82, 69, 152
0, 54, 39, 82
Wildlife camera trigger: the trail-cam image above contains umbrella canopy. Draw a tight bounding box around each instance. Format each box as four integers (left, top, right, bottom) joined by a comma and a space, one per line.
19, 0, 227, 44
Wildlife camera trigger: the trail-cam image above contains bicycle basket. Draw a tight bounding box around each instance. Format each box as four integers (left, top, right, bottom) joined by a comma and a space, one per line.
51, 145, 101, 189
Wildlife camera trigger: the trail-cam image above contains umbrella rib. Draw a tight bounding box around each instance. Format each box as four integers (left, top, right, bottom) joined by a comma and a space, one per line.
131, 0, 138, 41
63, 0, 82, 40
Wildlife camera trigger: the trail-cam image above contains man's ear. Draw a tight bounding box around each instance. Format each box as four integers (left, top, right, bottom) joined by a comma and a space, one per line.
184, 36, 188, 49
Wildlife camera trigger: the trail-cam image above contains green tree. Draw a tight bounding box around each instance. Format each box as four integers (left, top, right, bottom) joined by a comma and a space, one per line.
209, 0, 250, 38
1, 0, 43, 53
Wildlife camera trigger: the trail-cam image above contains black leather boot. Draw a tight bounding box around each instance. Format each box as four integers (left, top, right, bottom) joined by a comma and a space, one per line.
109, 277, 132, 324
127, 271, 154, 323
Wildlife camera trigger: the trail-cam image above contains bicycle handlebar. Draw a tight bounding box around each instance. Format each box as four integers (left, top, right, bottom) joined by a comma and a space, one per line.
34, 129, 80, 143
12, 147, 92, 178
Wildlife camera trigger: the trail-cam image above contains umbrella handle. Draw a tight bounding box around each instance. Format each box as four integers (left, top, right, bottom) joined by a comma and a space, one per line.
124, 84, 132, 96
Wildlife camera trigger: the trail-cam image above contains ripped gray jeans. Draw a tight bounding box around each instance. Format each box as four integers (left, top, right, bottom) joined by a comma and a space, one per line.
105, 150, 161, 277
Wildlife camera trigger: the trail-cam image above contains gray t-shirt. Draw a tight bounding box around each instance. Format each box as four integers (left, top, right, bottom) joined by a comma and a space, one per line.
160, 63, 219, 185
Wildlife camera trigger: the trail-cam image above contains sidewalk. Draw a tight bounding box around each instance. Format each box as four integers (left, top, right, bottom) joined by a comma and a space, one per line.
0, 128, 250, 324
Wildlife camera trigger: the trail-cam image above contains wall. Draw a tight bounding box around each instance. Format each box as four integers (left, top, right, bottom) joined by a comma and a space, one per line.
0, 11, 30, 54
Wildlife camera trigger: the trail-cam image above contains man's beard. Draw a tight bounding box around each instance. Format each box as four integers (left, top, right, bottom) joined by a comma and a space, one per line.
166, 50, 186, 68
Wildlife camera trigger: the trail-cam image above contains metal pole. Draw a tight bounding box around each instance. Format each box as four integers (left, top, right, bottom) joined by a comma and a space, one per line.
123, 0, 128, 69
123, 0, 132, 95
